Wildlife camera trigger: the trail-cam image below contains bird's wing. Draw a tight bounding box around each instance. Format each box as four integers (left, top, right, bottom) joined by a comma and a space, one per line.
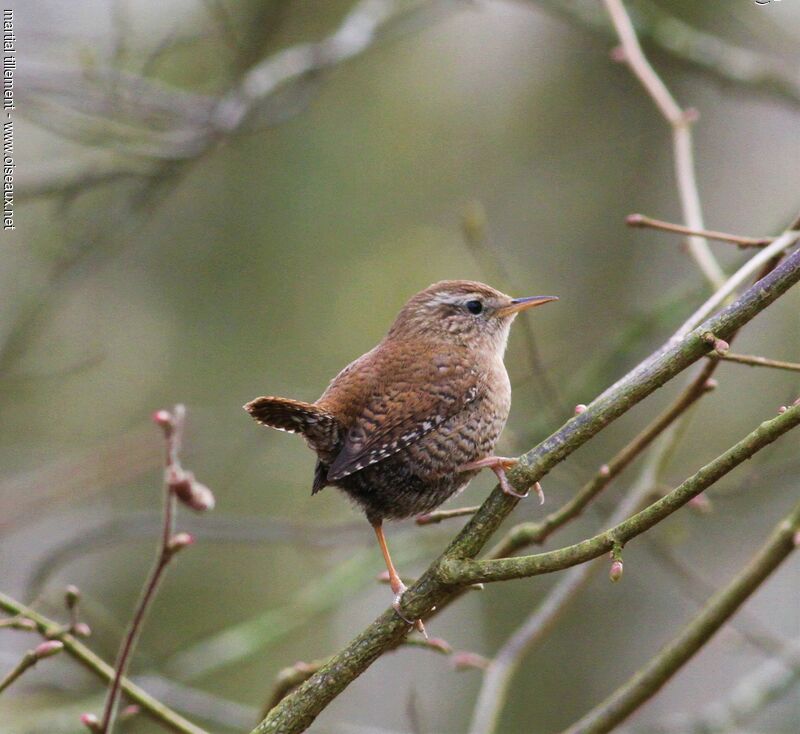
326, 355, 482, 482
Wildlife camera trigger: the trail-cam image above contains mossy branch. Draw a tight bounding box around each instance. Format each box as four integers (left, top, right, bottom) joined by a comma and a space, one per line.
252, 245, 800, 733
440, 402, 800, 585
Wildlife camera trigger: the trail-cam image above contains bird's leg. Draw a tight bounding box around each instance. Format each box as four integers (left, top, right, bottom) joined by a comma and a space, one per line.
372, 522, 427, 637
460, 456, 545, 504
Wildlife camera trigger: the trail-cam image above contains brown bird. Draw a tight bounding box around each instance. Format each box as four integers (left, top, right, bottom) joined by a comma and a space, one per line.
245, 280, 556, 625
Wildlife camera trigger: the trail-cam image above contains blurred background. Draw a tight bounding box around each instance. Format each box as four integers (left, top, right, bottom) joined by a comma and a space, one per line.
1, 0, 799, 732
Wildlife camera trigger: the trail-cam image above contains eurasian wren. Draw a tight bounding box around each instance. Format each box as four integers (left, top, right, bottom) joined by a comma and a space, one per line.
245, 280, 556, 625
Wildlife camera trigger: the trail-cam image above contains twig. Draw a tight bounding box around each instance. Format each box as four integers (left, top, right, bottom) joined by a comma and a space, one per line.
488, 361, 717, 558
468, 432, 678, 734
95, 405, 212, 734
620, 638, 800, 734
626, 214, 772, 249
527, 0, 800, 108
560, 497, 800, 734
602, 0, 725, 290
0, 593, 207, 734
468, 359, 724, 733
670, 221, 800, 342
644, 538, 790, 660
0, 640, 63, 694
416, 506, 480, 525
440, 401, 800, 586
252, 235, 800, 734
711, 352, 800, 374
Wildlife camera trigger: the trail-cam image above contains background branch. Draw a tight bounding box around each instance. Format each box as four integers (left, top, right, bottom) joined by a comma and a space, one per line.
561, 496, 800, 734
0, 593, 207, 734
602, 0, 724, 289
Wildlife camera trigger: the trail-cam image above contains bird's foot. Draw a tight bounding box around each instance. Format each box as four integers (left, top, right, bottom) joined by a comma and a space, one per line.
390, 580, 427, 638
461, 456, 545, 504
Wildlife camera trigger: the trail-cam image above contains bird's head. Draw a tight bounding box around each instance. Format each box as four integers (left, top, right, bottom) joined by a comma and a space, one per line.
386, 280, 557, 356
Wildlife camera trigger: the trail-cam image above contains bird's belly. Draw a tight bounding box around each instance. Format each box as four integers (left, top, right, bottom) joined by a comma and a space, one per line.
333, 399, 509, 522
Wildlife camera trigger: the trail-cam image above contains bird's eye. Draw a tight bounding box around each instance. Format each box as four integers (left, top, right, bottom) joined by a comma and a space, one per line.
465, 300, 483, 315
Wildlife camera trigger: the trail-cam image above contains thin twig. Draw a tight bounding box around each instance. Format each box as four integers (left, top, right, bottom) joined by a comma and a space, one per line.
602, 0, 725, 289
416, 506, 480, 525
488, 361, 717, 558
626, 214, 772, 249
468, 427, 682, 734
0, 641, 63, 694
0, 593, 207, 734
670, 222, 800, 342
440, 401, 800, 586
560, 497, 800, 734
711, 352, 800, 374
526, 0, 800, 108
97, 405, 210, 734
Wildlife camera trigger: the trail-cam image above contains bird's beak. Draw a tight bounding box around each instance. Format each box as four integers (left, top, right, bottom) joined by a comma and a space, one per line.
498, 295, 558, 317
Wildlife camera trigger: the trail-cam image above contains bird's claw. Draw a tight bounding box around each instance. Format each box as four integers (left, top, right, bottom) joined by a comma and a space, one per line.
392, 585, 428, 637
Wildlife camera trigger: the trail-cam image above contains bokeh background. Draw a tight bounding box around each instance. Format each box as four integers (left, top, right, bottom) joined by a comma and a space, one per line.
2, 1, 800, 732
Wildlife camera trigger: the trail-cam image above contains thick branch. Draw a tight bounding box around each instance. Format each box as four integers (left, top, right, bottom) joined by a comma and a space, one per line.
441, 403, 800, 585
560, 497, 800, 734
253, 244, 800, 734
489, 360, 716, 557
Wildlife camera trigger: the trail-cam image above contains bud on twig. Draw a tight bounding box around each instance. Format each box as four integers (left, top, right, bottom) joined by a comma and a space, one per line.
34, 640, 64, 659
609, 544, 624, 582
169, 470, 215, 511
452, 651, 490, 671
65, 585, 80, 610
689, 493, 713, 513
574, 404, 587, 415
610, 45, 626, 62
702, 332, 729, 356
152, 409, 174, 434
167, 532, 194, 555
120, 704, 141, 720
80, 713, 101, 732
72, 622, 92, 638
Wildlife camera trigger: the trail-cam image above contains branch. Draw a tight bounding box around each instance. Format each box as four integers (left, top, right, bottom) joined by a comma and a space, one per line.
440, 401, 800, 585
712, 352, 800, 374
488, 360, 717, 557
93, 406, 210, 733
0, 593, 207, 734
560, 497, 800, 734
619, 637, 800, 734
529, 0, 800, 108
416, 506, 480, 525
252, 240, 800, 733
602, 0, 725, 289
626, 214, 772, 249
0, 640, 63, 694
671, 223, 800, 341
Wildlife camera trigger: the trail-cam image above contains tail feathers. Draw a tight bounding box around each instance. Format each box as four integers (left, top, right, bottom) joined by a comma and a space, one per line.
244, 396, 340, 455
